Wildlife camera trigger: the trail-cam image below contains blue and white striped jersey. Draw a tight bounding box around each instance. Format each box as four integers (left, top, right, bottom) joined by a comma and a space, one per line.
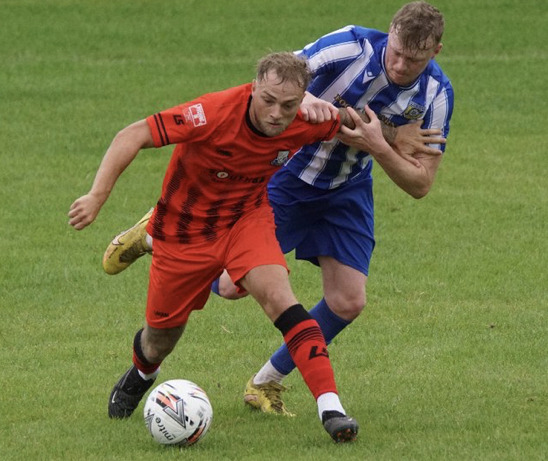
286, 25, 454, 190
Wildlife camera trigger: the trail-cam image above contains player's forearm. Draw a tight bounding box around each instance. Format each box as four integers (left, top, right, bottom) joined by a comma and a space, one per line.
371, 147, 435, 198
380, 123, 397, 145
88, 154, 132, 206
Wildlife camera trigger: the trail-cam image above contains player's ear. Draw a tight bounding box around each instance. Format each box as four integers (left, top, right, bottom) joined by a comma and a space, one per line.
251, 79, 257, 93
432, 42, 443, 57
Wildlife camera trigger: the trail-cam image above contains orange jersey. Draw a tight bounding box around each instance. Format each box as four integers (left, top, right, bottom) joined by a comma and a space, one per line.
145, 83, 340, 244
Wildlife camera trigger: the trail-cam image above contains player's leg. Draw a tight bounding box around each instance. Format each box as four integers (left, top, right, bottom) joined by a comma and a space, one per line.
319, 256, 367, 321
108, 325, 184, 419
227, 208, 357, 442
239, 264, 358, 442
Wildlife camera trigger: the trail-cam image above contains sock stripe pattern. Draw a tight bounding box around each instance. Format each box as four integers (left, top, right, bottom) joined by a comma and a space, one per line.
275, 305, 337, 399
285, 323, 326, 357
132, 329, 161, 374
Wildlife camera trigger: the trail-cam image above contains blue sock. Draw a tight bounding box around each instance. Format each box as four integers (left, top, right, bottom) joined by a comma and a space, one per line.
211, 277, 221, 296
270, 298, 351, 375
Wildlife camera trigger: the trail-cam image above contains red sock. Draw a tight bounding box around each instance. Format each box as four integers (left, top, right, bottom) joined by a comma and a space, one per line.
275, 305, 337, 399
132, 329, 161, 374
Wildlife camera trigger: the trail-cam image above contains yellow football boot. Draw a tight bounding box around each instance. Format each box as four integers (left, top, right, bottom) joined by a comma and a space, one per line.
102, 208, 153, 275
244, 375, 295, 417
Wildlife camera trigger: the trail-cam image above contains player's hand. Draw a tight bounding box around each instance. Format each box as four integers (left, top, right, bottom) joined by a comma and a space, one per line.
68, 193, 103, 230
393, 121, 445, 157
337, 106, 392, 155
300, 92, 339, 123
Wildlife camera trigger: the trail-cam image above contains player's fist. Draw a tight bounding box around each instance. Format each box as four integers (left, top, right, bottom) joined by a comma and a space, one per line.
68, 193, 103, 230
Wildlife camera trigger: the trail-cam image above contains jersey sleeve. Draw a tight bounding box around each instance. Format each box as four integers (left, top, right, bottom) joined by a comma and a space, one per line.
297, 112, 340, 146
146, 96, 219, 147
422, 81, 454, 153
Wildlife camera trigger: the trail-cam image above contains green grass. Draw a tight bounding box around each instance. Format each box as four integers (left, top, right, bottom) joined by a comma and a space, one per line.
1, 0, 547, 459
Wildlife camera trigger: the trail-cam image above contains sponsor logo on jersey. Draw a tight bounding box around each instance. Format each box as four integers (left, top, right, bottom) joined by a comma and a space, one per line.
184, 103, 207, 127
271, 150, 290, 166
403, 101, 425, 120
334, 94, 350, 108
210, 170, 265, 184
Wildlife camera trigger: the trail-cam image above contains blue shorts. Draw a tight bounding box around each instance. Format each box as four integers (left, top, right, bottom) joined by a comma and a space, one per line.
268, 168, 375, 276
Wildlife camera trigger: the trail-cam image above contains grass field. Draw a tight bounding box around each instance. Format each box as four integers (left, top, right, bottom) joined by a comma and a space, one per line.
1, 0, 547, 459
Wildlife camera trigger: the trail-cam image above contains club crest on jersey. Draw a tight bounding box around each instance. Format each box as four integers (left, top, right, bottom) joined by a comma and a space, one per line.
184, 103, 207, 127
271, 150, 290, 166
403, 101, 426, 120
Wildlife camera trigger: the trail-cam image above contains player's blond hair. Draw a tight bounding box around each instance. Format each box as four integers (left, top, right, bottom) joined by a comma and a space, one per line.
256, 52, 312, 90
390, 1, 444, 50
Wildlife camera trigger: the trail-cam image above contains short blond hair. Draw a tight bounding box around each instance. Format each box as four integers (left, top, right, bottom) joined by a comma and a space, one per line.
390, 1, 444, 50
256, 52, 312, 90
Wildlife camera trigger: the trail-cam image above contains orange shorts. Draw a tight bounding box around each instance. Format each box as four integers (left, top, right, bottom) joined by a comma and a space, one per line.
146, 205, 287, 328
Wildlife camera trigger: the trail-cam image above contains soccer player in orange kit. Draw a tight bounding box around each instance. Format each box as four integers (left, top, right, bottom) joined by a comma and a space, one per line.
68, 52, 396, 442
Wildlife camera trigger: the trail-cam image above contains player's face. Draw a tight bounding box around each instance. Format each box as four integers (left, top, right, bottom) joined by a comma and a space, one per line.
249, 70, 305, 137
385, 29, 442, 86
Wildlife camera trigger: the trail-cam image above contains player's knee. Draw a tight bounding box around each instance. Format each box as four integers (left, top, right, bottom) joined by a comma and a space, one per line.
326, 290, 366, 321
256, 287, 299, 322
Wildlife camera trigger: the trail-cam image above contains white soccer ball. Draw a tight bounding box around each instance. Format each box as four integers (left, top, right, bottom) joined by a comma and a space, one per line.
144, 379, 213, 446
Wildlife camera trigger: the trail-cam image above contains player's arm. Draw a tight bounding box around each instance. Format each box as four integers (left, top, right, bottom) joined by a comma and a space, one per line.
302, 91, 445, 158
301, 92, 400, 143
338, 107, 445, 160
68, 119, 154, 230
338, 106, 442, 198
300, 90, 402, 144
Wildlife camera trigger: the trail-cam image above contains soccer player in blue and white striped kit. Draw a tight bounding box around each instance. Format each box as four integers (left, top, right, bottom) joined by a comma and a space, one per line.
242, 1, 454, 415
100, 1, 454, 419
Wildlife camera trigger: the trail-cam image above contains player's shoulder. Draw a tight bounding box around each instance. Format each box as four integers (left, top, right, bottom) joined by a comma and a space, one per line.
312, 25, 386, 61
352, 25, 386, 38
197, 83, 251, 119
427, 60, 453, 90
339, 25, 387, 43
